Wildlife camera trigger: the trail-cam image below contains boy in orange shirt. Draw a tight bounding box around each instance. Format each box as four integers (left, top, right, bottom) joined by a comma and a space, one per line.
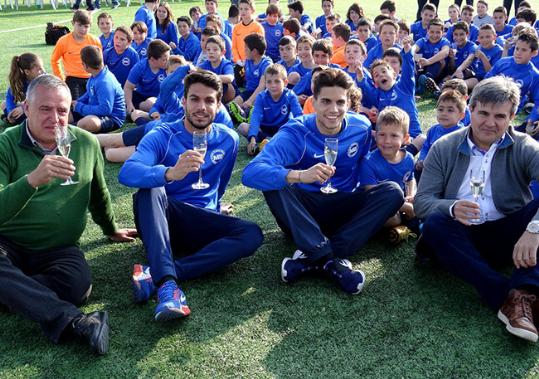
51, 10, 102, 100
232, 0, 264, 63
330, 23, 351, 68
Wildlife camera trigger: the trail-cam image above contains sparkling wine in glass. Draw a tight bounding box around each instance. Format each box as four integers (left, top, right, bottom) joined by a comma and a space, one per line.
192, 130, 210, 190
55, 126, 78, 186
469, 169, 485, 224
320, 138, 338, 194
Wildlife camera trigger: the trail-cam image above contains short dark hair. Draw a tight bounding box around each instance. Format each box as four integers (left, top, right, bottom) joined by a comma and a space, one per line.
238, 0, 255, 11
438, 89, 466, 113
452, 21, 469, 34
312, 39, 332, 56
516, 9, 537, 24
131, 21, 148, 33
201, 27, 218, 37
382, 47, 402, 66
81, 45, 103, 69
205, 35, 225, 51
398, 19, 410, 33
461, 5, 474, 14
189, 6, 201, 16
283, 18, 300, 35
312, 67, 354, 99
73, 9, 91, 25
114, 26, 133, 42
266, 4, 280, 16
279, 35, 296, 47
492, 6, 507, 16
332, 23, 351, 41
441, 78, 468, 97
380, 0, 396, 13
373, 14, 391, 24
97, 12, 112, 23
519, 1, 531, 8
177, 16, 192, 27
379, 19, 399, 33
357, 17, 372, 29
184, 70, 223, 102
228, 4, 239, 18
345, 39, 366, 55
517, 29, 539, 51
428, 18, 444, 29
287, 1, 304, 14
147, 39, 171, 60
422, 2, 437, 13
244, 33, 266, 55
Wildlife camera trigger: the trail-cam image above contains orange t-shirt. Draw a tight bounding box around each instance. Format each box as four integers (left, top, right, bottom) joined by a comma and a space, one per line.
303, 96, 315, 114
232, 19, 265, 62
51, 32, 102, 80
331, 45, 346, 68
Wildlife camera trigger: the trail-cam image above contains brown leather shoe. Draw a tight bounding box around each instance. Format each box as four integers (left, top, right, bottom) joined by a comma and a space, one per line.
498, 289, 538, 342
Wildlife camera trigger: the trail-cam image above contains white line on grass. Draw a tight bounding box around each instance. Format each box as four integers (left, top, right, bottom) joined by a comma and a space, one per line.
0, 19, 71, 33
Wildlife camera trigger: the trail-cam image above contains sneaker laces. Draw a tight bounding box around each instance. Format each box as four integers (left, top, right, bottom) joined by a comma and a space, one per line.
514, 293, 536, 320
158, 281, 177, 303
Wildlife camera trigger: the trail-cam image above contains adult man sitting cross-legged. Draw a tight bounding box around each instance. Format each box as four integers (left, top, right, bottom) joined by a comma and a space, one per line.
242, 68, 404, 294
119, 70, 263, 321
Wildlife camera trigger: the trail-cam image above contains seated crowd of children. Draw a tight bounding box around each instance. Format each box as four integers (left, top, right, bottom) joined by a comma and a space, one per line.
2, 0, 539, 239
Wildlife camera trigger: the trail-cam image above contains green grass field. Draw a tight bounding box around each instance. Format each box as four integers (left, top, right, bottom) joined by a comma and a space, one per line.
1, 1, 539, 377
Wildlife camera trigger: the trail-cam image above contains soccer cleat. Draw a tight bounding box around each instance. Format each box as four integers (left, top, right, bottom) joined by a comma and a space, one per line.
71, 311, 110, 355
281, 250, 321, 283
227, 102, 247, 124
154, 280, 191, 321
323, 258, 365, 295
132, 264, 156, 303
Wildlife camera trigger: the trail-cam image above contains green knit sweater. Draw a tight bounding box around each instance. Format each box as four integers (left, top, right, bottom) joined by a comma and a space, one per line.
0, 123, 118, 251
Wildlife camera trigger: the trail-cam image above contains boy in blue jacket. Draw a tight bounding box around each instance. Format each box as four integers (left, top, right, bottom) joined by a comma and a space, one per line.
72, 46, 126, 133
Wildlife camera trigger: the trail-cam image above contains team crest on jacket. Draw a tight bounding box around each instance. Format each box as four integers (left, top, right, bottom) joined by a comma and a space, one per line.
347, 142, 359, 158
122, 57, 131, 66
211, 149, 225, 164
280, 104, 288, 115
140, 48, 147, 56
158, 74, 165, 82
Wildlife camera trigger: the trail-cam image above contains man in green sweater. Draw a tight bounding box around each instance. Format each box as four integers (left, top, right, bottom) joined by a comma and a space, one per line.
0, 74, 137, 355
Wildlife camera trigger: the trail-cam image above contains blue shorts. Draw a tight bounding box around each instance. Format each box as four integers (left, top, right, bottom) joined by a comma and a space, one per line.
132, 91, 152, 109
239, 89, 254, 102
72, 111, 122, 133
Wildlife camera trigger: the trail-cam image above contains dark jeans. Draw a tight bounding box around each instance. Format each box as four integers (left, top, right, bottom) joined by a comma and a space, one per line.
65, 76, 88, 101
263, 182, 404, 262
503, 0, 522, 17
454, 0, 474, 6
133, 188, 264, 285
421, 199, 539, 310
0, 236, 91, 343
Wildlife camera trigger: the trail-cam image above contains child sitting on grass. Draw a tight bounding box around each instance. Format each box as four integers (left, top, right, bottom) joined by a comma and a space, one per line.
237, 64, 302, 155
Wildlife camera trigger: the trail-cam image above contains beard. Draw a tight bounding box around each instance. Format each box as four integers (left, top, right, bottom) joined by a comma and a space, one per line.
185, 111, 213, 130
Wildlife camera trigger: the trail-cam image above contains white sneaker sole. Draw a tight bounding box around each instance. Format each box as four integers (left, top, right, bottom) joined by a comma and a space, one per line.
281, 258, 291, 283
497, 310, 538, 342
351, 270, 366, 295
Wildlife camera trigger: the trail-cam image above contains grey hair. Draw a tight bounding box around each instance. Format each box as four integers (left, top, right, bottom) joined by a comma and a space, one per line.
26, 74, 71, 103
469, 75, 520, 116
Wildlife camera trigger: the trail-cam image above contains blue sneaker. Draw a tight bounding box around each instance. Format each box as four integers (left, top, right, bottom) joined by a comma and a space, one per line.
281, 250, 321, 283
154, 280, 191, 321
132, 264, 155, 304
323, 259, 365, 295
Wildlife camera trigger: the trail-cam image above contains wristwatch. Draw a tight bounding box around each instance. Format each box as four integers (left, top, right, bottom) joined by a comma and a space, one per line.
526, 221, 539, 234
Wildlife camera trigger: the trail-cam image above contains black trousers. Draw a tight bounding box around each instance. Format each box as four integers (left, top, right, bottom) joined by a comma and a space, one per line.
0, 236, 91, 344
503, 0, 522, 17
65, 76, 88, 101
416, 0, 440, 21
454, 0, 474, 6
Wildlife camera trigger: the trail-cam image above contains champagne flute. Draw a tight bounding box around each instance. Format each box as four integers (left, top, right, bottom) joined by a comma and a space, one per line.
192, 130, 210, 190
55, 126, 78, 186
469, 169, 485, 224
320, 138, 338, 194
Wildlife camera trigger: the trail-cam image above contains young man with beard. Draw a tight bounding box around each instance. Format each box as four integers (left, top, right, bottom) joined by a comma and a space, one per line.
119, 70, 263, 321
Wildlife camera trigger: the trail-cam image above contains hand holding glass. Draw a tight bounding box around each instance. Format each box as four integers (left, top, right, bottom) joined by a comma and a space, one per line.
55, 126, 78, 186
192, 130, 210, 190
469, 169, 485, 224
320, 138, 338, 194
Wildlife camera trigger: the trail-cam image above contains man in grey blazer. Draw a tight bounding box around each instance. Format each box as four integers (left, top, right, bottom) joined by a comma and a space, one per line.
415, 76, 539, 343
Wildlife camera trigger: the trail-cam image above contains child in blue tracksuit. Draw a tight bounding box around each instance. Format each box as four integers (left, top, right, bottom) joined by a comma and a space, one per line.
98, 12, 114, 51
485, 31, 539, 129
103, 26, 140, 87
359, 37, 425, 153
124, 39, 170, 115
411, 2, 436, 42
199, 35, 236, 103
363, 20, 401, 69
446, 21, 477, 80
359, 107, 417, 234
155, 2, 179, 49
175, 16, 202, 62
134, 0, 158, 39
242, 68, 403, 295
119, 70, 263, 322
131, 21, 152, 59
276, 36, 299, 74
3, 53, 44, 126
237, 64, 303, 155
414, 18, 450, 86
262, 4, 284, 62
72, 46, 126, 133
415, 89, 466, 179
